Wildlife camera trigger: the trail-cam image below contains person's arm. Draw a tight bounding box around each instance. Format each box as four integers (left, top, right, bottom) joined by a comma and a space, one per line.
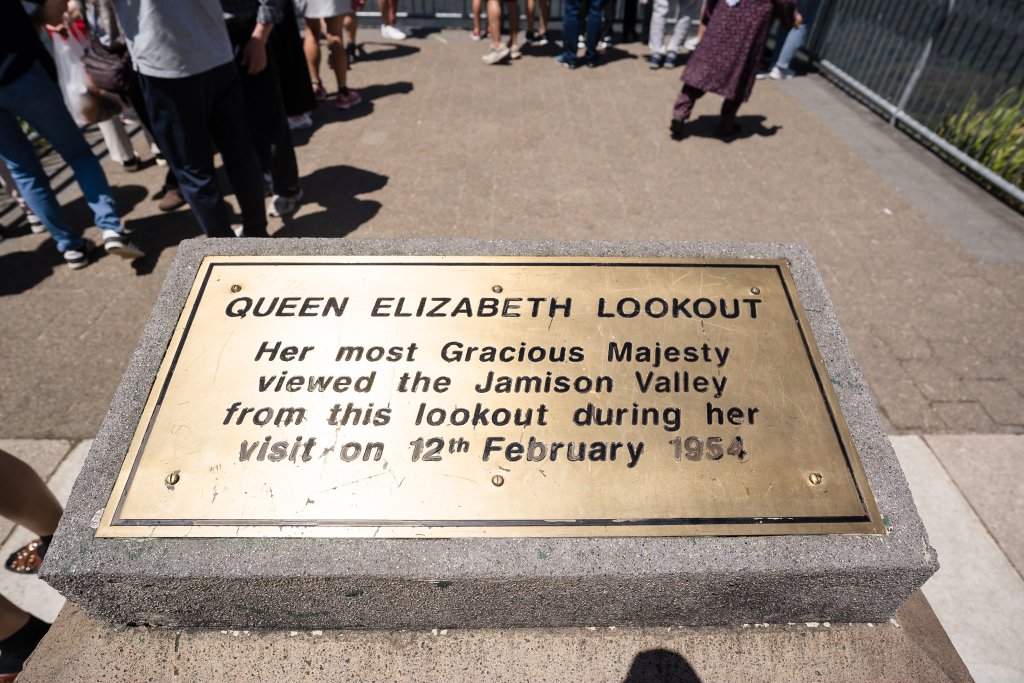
241, 0, 282, 74
774, 0, 800, 28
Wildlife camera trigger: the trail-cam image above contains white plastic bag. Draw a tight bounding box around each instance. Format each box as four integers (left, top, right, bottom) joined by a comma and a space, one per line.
50, 23, 92, 125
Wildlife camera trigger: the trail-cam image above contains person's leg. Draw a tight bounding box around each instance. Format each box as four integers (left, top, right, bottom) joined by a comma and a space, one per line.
0, 598, 48, 678
560, 0, 580, 63
321, 14, 351, 93
717, 96, 741, 134
672, 83, 703, 120
538, 0, 550, 35
599, 0, 615, 44
0, 596, 28, 642
622, 0, 637, 41
96, 116, 137, 166
775, 23, 806, 70
487, 0, 504, 50
303, 18, 326, 98
524, 0, 534, 35
0, 450, 62, 538
506, 0, 519, 46
139, 70, 234, 237
583, 0, 602, 62
648, 0, 668, 54
343, 12, 359, 59
2, 62, 125, 237
206, 63, 269, 237
666, 5, 690, 56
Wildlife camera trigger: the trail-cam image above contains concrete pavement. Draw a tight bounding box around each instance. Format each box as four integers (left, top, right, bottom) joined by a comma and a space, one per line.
1, 29, 1023, 681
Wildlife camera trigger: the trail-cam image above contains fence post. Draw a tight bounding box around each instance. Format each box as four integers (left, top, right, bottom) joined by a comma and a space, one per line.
892, 0, 956, 125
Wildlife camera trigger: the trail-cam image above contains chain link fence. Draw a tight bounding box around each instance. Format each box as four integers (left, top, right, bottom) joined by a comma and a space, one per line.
807, 0, 1024, 206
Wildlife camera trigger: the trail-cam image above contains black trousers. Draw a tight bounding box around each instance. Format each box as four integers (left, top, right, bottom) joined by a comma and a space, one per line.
227, 20, 300, 197
139, 61, 267, 237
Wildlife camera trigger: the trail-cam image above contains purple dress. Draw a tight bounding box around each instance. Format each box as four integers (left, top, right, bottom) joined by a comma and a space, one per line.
682, 0, 797, 102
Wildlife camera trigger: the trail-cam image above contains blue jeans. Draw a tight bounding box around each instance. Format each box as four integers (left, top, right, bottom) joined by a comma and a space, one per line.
0, 61, 123, 252
562, 0, 603, 64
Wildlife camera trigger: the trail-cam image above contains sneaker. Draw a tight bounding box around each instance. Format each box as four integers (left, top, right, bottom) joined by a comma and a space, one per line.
577, 35, 585, 49
268, 188, 303, 217
120, 155, 142, 173
769, 65, 795, 80
598, 36, 612, 51
482, 44, 511, 64
312, 81, 328, 100
471, 28, 487, 41
63, 239, 95, 270
381, 24, 407, 40
555, 53, 576, 69
669, 117, 686, 140
335, 89, 362, 109
663, 52, 677, 68
533, 32, 549, 46
682, 35, 700, 52
509, 42, 522, 59
102, 229, 144, 259
26, 213, 45, 233
346, 42, 358, 65
525, 30, 537, 43
158, 187, 186, 212
287, 112, 313, 130
649, 52, 664, 69
755, 70, 770, 80
154, 152, 167, 166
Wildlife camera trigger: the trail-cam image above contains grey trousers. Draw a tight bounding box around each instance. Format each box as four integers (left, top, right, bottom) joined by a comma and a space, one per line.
648, 0, 691, 55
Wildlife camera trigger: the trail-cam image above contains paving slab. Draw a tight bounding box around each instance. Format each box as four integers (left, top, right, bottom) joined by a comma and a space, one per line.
892, 435, 1024, 683
19, 591, 971, 683
924, 434, 1024, 579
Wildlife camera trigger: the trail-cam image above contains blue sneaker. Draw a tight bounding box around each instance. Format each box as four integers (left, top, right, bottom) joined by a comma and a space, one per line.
649, 53, 664, 69
555, 53, 577, 69
664, 52, 678, 68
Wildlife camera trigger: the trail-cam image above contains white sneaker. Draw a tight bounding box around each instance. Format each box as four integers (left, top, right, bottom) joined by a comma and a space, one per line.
769, 65, 794, 80
509, 42, 522, 59
268, 188, 304, 218
381, 24, 407, 40
682, 35, 700, 52
287, 113, 313, 130
26, 213, 45, 233
482, 44, 511, 64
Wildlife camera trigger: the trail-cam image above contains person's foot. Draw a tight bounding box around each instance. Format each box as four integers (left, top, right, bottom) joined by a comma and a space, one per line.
63, 239, 95, 270
335, 89, 362, 109
471, 28, 487, 41
577, 35, 585, 49
533, 32, 549, 46
0, 615, 50, 679
287, 112, 314, 130
158, 187, 186, 212
312, 80, 328, 100
555, 53, 577, 69
482, 44, 511, 64
669, 117, 686, 140
346, 42, 358, 65
769, 65, 795, 80
682, 35, 700, 52
268, 188, 304, 218
381, 24, 407, 40
154, 152, 167, 166
598, 36, 612, 51
26, 213, 45, 233
755, 70, 770, 80
509, 42, 522, 60
4, 535, 52, 574
120, 155, 142, 173
102, 230, 144, 260
649, 52, 664, 69
663, 52, 677, 68
525, 30, 537, 43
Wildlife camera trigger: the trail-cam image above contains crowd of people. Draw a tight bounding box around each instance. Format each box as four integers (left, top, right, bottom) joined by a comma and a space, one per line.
0, 0, 807, 274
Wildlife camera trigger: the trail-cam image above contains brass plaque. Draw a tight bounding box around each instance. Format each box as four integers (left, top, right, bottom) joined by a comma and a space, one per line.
98, 256, 884, 538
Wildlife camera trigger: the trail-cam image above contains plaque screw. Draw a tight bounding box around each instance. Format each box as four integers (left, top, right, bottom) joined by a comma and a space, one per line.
491, 475, 505, 487
230, 284, 241, 293
750, 286, 761, 295
808, 472, 823, 486
492, 285, 503, 293
165, 472, 180, 486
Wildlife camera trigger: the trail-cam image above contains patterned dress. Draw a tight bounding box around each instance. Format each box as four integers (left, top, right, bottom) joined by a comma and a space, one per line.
682, 0, 797, 102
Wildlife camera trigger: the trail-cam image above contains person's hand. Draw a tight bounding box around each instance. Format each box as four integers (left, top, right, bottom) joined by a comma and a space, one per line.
794, 10, 804, 28
242, 36, 268, 75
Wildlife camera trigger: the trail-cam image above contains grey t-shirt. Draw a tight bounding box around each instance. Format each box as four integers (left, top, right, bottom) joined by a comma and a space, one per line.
113, 0, 234, 79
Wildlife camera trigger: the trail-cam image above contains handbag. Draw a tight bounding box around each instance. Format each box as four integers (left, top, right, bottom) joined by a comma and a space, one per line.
82, 36, 133, 98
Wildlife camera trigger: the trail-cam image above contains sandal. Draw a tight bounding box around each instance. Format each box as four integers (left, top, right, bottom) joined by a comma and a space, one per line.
4, 537, 49, 575
311, 80, 328, 101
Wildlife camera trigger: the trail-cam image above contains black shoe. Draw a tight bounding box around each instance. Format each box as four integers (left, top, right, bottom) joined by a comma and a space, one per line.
347, 42, 357, 65
63, 239, 96, 270
670, 117, 686, 140
649, 53, 664, 69
664, 52, 678, 68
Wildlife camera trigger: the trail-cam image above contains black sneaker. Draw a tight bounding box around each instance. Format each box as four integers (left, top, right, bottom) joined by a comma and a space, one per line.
664, 52, 677, 68
63, 239, 95, 270
526, 30, 537, 43
534, 32, 549, 46
649, 53, 664, 69
103, 231, 145, 260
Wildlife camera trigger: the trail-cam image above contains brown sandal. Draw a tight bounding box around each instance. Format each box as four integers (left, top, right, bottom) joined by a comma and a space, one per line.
4, 538, 47, 574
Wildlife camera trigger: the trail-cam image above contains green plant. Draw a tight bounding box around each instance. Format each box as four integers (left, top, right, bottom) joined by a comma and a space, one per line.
939, 87, 1024, 193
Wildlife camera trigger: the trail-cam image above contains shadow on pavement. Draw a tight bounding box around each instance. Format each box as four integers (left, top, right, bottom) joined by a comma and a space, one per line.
623, 648, 702, 683
273, 164, 387, 238
684, 114, 780, 142
354, 41, 421, 63
292, 81, 415, 138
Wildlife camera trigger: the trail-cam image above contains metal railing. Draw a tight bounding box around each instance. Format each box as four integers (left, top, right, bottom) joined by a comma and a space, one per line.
807, 0, 1024, 205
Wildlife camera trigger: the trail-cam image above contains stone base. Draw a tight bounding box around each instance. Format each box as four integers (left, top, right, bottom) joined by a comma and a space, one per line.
20, 592, 972, 683
41, 239, 937, 628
